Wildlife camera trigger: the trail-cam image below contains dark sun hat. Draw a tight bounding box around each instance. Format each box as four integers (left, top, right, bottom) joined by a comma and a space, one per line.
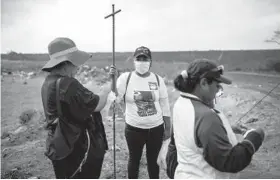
42, 37, 92, 72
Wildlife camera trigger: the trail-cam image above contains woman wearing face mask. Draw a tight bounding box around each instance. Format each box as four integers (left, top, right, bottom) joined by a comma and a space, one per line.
41, 37, 116, 178
114, 46, 171, 178
170, 59, 265, 179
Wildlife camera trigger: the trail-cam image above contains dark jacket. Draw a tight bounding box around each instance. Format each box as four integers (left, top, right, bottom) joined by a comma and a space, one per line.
41, 74, 108, 160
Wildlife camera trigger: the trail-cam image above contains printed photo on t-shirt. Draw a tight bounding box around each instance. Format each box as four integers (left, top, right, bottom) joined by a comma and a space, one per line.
148, 82, 158, 90
133, 90, 157, 117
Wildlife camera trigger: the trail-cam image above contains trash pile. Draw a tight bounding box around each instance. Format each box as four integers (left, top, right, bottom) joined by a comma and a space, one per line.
1, 70, 37, 84
2, 64, 132, 85
75, 65, 131, 85
75, 65, 111, 85
1, 70, 37, 79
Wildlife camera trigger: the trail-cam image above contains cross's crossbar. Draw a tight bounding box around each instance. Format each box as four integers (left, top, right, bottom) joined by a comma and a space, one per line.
105, 9, 121, 19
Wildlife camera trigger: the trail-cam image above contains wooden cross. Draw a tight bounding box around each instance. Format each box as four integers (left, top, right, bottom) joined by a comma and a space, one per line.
105, 4, 121, 179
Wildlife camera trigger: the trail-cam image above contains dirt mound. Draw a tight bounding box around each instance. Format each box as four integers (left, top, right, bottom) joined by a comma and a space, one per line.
1, 109, 48, 179
2, 110, 46, 147
1, 167, 33, 179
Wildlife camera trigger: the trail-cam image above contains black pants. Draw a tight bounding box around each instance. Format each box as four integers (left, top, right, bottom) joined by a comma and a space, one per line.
51, 134, 105, 179
125, 123, 164, 179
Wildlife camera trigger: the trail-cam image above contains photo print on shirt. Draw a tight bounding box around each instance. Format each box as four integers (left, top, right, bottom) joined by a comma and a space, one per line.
133, 90, 157, 117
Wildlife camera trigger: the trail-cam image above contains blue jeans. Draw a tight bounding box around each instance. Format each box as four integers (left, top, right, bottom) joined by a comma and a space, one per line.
125, 123, 164, 179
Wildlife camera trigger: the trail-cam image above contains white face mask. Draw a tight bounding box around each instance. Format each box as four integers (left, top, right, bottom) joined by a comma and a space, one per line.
134, 61, 150, 74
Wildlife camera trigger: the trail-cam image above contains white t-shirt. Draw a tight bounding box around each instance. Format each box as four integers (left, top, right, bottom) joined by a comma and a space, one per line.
116, 71, 170, 129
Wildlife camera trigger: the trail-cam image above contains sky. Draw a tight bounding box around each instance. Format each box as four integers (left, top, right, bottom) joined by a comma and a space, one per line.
1, 0, 280, 53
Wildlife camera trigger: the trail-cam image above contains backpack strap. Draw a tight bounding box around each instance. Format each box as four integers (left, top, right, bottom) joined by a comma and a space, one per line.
154, 73, 160, 87
123, 72, 132, 103
56, 78, 63, 118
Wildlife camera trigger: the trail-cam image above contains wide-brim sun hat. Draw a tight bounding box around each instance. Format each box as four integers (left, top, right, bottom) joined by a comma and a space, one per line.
42, 37, 92, 72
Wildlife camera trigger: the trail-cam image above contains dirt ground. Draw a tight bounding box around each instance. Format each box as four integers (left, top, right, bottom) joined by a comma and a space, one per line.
1, 72, 280, 179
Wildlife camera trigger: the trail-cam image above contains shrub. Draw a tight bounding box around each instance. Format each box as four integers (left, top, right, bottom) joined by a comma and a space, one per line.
266, 58, 280, 72
19, 109, 37, 125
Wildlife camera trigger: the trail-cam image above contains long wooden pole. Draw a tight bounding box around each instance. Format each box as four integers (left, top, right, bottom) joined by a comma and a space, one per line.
105, 4, 121, 179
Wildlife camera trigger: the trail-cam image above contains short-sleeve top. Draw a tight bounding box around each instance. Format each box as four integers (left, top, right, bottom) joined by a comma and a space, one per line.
116, 72, 170, 129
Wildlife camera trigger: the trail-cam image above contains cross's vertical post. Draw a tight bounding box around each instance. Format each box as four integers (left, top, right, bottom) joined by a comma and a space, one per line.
105, 4, 121, 179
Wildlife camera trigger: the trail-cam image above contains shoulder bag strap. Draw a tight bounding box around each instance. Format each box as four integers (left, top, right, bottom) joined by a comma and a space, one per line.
56, 77, 63, 118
